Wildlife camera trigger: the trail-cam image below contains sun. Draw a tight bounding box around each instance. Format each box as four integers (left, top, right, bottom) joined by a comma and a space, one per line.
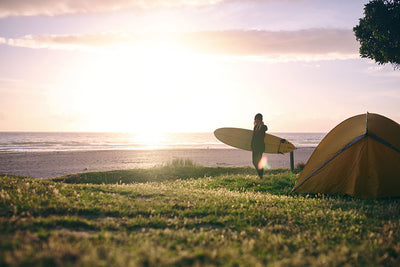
51, 34, 228, 133
133, 130, 166, 149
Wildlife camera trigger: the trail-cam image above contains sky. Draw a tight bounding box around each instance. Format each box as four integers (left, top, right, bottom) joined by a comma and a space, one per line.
0, 0, 399, 133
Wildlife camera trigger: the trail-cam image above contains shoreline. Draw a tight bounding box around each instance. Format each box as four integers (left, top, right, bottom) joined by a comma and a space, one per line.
0, 147, 314, 178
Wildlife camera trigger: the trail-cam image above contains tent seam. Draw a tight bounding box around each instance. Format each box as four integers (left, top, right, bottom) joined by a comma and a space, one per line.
291, 134, 366, 193
367, 132, 400, 154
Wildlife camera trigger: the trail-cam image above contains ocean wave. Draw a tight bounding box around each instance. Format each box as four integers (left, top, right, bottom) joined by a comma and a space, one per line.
0, 132, 324, 153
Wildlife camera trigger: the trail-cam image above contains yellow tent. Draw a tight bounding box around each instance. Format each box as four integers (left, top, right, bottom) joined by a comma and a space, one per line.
292, 113, 400, 199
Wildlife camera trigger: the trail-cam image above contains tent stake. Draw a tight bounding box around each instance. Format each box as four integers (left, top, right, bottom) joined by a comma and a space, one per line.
290, 151, 294, 172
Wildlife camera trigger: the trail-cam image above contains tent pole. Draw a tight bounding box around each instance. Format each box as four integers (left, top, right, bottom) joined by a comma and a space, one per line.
290, 151, 294, 172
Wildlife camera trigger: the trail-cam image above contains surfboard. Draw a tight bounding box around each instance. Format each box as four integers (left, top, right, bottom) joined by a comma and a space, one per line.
214, 127, 295, 154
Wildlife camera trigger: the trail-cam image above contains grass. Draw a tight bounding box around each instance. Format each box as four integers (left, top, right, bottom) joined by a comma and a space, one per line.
1, 163, 400, 266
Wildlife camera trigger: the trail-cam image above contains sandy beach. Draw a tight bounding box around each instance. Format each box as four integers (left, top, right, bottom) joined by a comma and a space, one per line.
0, 147, 314, 178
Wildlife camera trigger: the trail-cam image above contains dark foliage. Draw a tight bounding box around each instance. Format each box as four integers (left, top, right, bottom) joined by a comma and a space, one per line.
353, 0, 400, 68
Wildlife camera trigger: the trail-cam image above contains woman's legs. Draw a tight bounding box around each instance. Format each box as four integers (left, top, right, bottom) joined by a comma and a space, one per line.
252, 152, 264, 178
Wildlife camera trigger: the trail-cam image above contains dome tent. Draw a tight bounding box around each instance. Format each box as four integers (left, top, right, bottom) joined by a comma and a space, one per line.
292, 113, 400, 199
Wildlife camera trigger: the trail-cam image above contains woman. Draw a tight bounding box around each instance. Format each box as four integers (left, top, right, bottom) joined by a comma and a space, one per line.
251, 113, 268, 178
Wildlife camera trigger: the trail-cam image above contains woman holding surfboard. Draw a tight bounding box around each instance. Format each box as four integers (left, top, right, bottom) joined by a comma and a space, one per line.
252, 113, 268, 178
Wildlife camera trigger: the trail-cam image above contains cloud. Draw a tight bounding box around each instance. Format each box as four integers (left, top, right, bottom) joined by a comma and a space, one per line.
0, 0, 313, 18
365, 64, 400, 77
4, 32, 135, 50
2, 28, 359, 61
175, 29, 359, 61
0, 0, 224, 17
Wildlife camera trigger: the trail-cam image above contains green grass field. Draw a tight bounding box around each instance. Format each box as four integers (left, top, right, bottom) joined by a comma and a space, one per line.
1, 162, 399, 266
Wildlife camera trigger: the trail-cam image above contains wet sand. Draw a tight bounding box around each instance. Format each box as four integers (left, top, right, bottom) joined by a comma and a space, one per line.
0, 148, 314, 178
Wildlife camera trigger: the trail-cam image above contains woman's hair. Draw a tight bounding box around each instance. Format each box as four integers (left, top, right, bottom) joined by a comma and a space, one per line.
254, 113, 263, 120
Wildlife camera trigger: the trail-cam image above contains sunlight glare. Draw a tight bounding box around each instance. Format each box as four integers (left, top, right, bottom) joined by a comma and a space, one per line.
132, 130, 166, 149
258, 156, 271, 170
50, 36, 230, 132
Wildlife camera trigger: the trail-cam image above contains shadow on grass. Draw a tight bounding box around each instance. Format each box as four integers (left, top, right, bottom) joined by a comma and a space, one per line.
52, 166, 290, 185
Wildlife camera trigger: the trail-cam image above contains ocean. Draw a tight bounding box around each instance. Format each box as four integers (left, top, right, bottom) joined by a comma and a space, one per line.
0, 132, 326, 153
